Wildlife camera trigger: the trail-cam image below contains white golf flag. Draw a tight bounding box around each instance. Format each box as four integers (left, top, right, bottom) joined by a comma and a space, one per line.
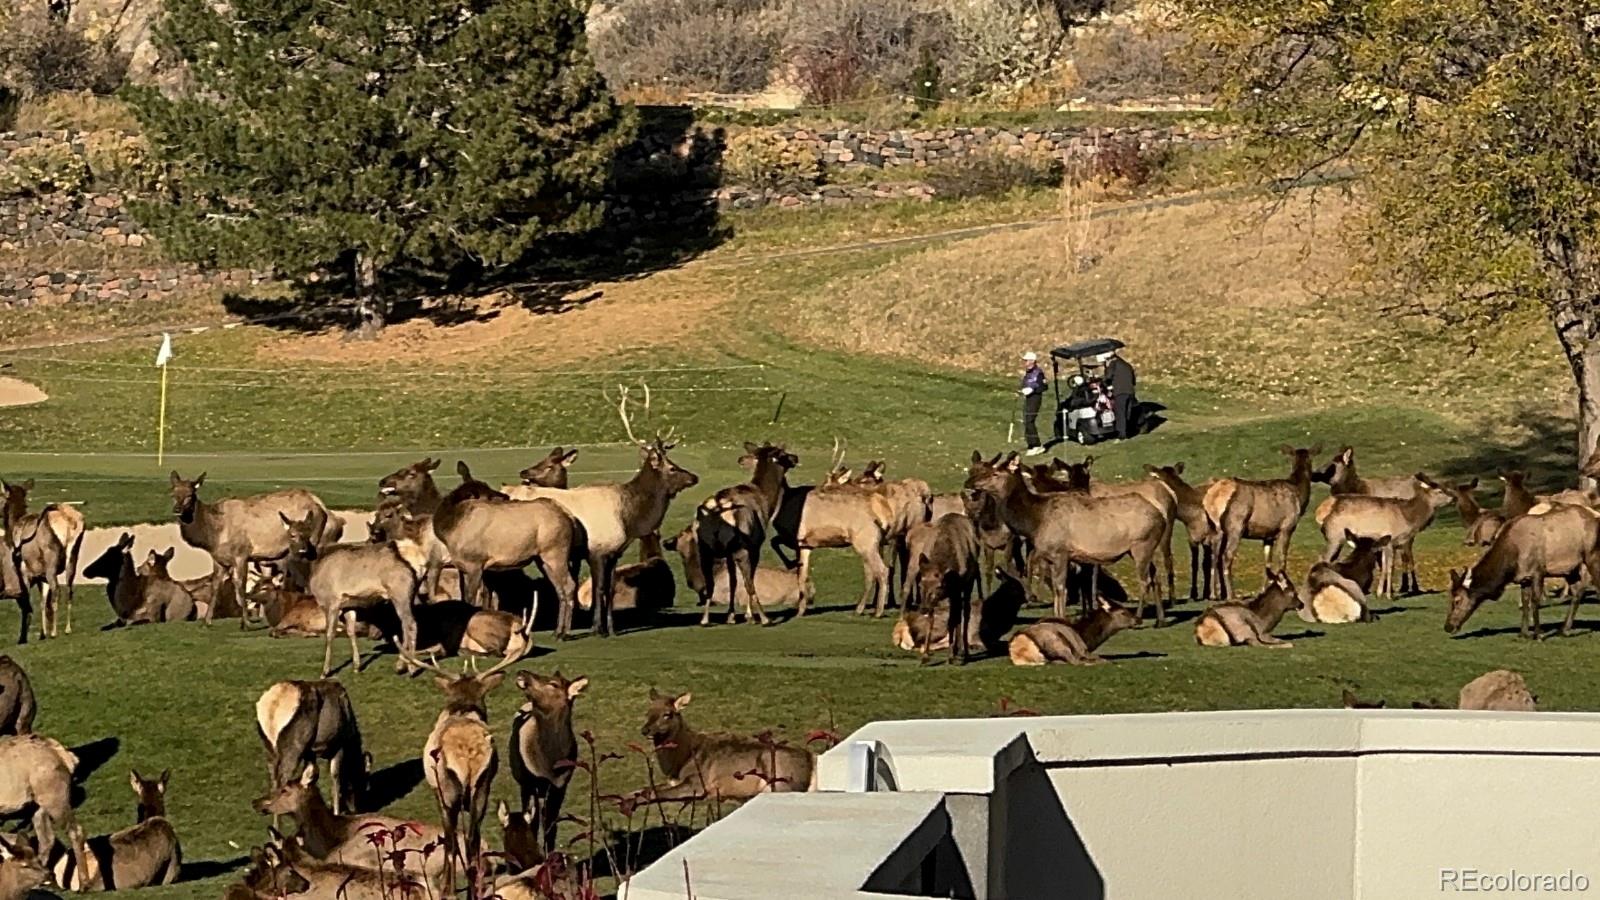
154, 333, 172, 367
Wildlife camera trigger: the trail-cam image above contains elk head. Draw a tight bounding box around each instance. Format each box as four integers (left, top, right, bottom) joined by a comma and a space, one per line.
279, 513, 320, 563
83, 532, 135, 582
1280, 444, 1323, 476
130, 768, 170, 821
736, 442, 800, 477
0, 532, 23, 601
0, 478, 33, 527
1412, 473, 1456, 510
642, 440, 699, 498
447, 461, 509, 503
1444, 569, 1488, 635
640, 689, 692, 744
515, 669, 588, 718
663, 523, 705, 594
252, 765, 321, 818
169, 471, 206, 521
963, 451, 1020, 497
497, 801, 543, 871
378, 457, 440, 503
404, 643, 530, 719
519, 448, 578, 488
141, 547, 176, 579
0, 832, 51, 899
1089, 595, 1139, 632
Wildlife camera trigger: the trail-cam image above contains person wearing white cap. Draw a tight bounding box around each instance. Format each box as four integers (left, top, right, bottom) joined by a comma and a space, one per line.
1018, 351, 1047, 455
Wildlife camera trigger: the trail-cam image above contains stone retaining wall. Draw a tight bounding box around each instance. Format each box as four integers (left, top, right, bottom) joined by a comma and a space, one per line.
0, 267, 265, 307
0, 191, 144, 250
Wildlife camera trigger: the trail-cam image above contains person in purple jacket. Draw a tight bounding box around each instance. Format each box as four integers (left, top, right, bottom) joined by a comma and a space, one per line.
1018, 351, 1048, 455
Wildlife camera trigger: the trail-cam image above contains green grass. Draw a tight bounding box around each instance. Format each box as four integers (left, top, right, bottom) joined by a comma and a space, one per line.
0, 185, 1588, 897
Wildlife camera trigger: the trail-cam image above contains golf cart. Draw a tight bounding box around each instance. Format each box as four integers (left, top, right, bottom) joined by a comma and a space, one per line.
1050, 338, 1126, 446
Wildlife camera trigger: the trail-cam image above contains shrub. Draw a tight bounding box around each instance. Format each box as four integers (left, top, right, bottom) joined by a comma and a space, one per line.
592, 0, 782, 94
0, 9, 128, 99
923, 144, 1063, 200
721, 129, 821, 189
0, 141, 92, 197
13, 91, 141, 133
82, 130, 158, 191
783, 0, 937, 104
1069, 21, 1213, 102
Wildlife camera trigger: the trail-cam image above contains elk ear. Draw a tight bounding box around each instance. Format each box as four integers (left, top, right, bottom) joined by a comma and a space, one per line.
1339, 448, 1354, 464
743, 442, 759, 455
1308, 444, 1323, 456
425, 457, 441, 471
159, 547, 174, 563
158, 769, 170, 792
169, 471, 182, 486
480, 672, 506, 692
1142, 464, 1157, 475
672, 692, 693, 711
279, 512, 293, 529
971, 450, 984, 465
434, 675, 454, 691
648, 687, 662, 701
129, 770, 142, 794
561, 450, 580, 467
567, 676, 589, 699
194, 472, 206, 486
299, 764, 317, 787
1278, 444, 1295, 456
1174, 462, 1185, 474
457, 461, 473, 480
1094, 596, 1112, 613
119, 532, 135, 549
18, 479, 31, 492
1082, 455, 1096, 468
497, 800, 510, 827
516, 671, 534, 691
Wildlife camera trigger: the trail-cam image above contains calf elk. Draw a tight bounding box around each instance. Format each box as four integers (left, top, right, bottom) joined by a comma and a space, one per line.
0, 734, 90, 890
1194, 570, 1304, 648
52, 770, 181, 891
639, 691, 815, 802
253, 769, 446, 885
1316, 474, 1453, 597
281, 514, 422, 678
256, 680, 366, 817
0, 657, 33, 736
1444, 504, 1600, 639
1008, 597, 1139, 666
509, 670, 587, 855
1, 481, 83, 639
83, 536, 196, 627
577, 557, 675, 619
1204, 445, 1320, 600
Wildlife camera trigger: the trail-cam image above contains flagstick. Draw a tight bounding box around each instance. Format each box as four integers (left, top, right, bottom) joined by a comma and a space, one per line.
157, 361, 169, 467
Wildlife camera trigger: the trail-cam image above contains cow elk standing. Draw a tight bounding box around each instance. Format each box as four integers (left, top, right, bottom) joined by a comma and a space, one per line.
639, 691, 815, 801
169, 472, 337, 626
0, 658, 33, 736
508, 670, 587, 854
1316, 447, 1420, 499
1050, 458, 1178, 603
1452, 479, 1505, 546
255, 680, 366, 817
83, 536, 196, 626
0, 734, 91, 890
909, 514, 981, 664
1, 481, 83, 639
280, 514, 422, 678
1194, 570, 1304, 648
666, 524, 809, 613
1204, 445, 1320, 600
1145, 463, 1218, 600
1316, 474, 1454, 598
692, 443, 797, 626
0, 532, 27, 645
851, 461, 932, 603
1008, 597, 1139, 666
52, 770, 181, 891
1444, 504, 1600, 639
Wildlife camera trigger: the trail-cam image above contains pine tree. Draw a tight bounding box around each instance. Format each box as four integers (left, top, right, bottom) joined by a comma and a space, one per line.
124, 0, 634, 337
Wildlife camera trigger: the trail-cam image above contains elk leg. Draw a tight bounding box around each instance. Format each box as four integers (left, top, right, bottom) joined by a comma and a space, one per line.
724, 557, 741, 624
13, 586, 30, 645
1051, 556, 1070, 619
38, 578, 53, 641
699, 542, 720, 626
949, 581, 971, 665
736, 549, 767, 625
1159, 520, 1175, 605
319, 600, 341, 678
594, 553, 618, 638
859, 541, 891, 618
796, 547, 816, 616
1530, 574, 1546, 640
1216, 530, 1236, 601
1143, 546, 1165, 628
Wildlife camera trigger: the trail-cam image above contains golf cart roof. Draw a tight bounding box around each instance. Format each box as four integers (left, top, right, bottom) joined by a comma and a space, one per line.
1051, 339, 1124, 361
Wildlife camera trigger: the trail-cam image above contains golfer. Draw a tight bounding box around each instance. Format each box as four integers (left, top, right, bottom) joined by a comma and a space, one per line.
1019, 351, 1047, 456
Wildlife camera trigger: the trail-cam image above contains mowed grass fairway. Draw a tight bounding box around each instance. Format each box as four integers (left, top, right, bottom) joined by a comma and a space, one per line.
0, 187, 1591, 898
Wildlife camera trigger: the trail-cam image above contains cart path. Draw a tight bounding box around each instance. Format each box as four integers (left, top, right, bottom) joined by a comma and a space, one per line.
0, 376, 46, 408
70, 510, 372, 582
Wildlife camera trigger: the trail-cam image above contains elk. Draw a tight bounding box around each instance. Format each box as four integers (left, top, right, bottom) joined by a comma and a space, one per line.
408, 646, 526, 890
1194, 570, 1304, 648
240, 836, 430, 900
964, 453, 1166, 623
351, 602, 531, 672
691, 443, 797, 626
0, 734, 91, 890
1145, 463, 1218, 600
1459, 669, 1537, 711
508, 670, 587, 855
504, 397, 698, 637
169, 472, 338, 626
0, 657, 34, 736
51, 770, 180, 891
497, 802, 543, 871
1203, 444, 1321, 600
0, 832, 53, 900
639, 691, 815, 802
140, 551, 244, 621
1444, 504, 1600, 639
1315, 447, 1420, 499
1452, 479, 1506, 546
255, 680, 366, 817
1299, 537, 1386, 624
1499, 470, 1537, 519
850, 461, 933, 603
576, 557, 674, 619
431, 462, 582, 639
83, 536, 196, 626
1008, 597, 1139, 666
1049, 457, 1178, 604
521, 446, 670, 561
279, 513, 422, 678
252, 768, 446, 885
0, 481, 82, 639
894, 567, 1027, 655
369, 498, 453, 602
1315, 474, 1455, 598
377, 457, 442, 515
0, 532, 27, 644
665, 524, 809, 612
908, 514, 980, 664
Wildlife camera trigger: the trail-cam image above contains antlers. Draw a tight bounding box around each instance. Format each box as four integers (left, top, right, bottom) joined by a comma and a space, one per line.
607, 380, 678, 450
829, 437, 846, 473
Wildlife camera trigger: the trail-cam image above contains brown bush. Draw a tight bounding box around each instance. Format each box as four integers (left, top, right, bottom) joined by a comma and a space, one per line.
592, 0, 783, 94
1069, 21, 1213, 102
923, 144, 1063, 200
721, 129, 821, 189
783, 0, 940, 104
0, 8, 128, 99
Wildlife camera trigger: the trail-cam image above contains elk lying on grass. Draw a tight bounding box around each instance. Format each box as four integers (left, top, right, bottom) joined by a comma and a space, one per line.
964, 453, 1166, 624
432, 463, 581, 638
280, 514, 421, 678
667, 524, 809, 614
1008, 597, 1139, 666
51, 770, 180, 891
0, 834, 52, 900
1204, 445, 1320, 600
252, 769, 446, 885
141, 552, 244, 622
509, 670, 587, 855
378, 457, 442, 515
1316, 474, 1454, 597
909, 514, 980, 664
255, 680, 366, 817
84, 536, 196, 627
0, 657, 34, 736
169, 472, 339, 626
895, 568, 1026, 655
577, 557, 674, 619
1444, 504, 1600, 639
1145, 463, 1217, 601
639, 691, 815, 802
1499, 470, 1537, 518
1452, 479, 1505, 546
1194, 570, 1304, 648
238, 837, 429, 900
1459, 669, 1537, 711
1299, 537, 1385, 624
0, 734, 91, 890
692, 443, 797, 626
1, 481, 83, 639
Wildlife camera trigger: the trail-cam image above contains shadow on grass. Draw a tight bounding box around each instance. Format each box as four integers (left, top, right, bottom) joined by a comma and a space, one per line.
69, 737, 120, 785
1101, 650, 1168, 662
366, 757, 425, 812
589, 824, 697, 882
179, 856, 248, 882
1435, 412, 1578, 495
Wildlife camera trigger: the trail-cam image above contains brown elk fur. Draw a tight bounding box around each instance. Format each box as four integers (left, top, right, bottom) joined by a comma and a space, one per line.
0, 735, 91, 890
1499, 470, 1537, 519
1145, 463, 1218, 601
0, 833, 53, 900
895, 567, 1027, 655
83, 536, 196, 626
281, 515, 422, 678
509, 670, 587, 855
1203, 445, 1320, 600
910, 514, 981, 664
1, 481, 82, 639
692, 444, 797, 626
253, 769, 446, 885
577, 557, 675, 616
1194, 570, 1304, 648
1300, 537, 1385, 624
1008, 598, 1139, 666
255, 680, 366, 817
666, 523, 809, 611
1452, 478, 1506, 546
0, 657, 34, 736
1051, 457, 1178, 614
850, 461, 933, 605
639, 691, 815, 801
1316, 475, 1454, 597
1444, 504, 1600, 639
369, 498, 453, 602
1316, 447, 1420, 500
51, 769, 181, 891
377, 457, 442, 516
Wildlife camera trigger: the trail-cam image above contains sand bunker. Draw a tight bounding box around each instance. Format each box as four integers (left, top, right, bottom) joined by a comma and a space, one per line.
0, 377, 47, 408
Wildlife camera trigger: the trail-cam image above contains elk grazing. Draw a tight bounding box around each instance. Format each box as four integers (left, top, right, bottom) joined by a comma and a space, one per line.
1008, 597, 1139, 666
0, 734, 91, 890
252, 768, 446, 885
369, 498, 453, 602
504, 396, 698, 637
691, 443, 798, 626
508, 670, 587, 855
83, 536, 197, 627
279, 513, 422, 678
1194, 570, 1304, 648
908, 514, 980, 664
1300, 537, 1386, 624
576, 557, 674, 619
1315, 474, 1454, 597
1452, 478, 1506, 546
1203, 445, 1321, 600
0, 657, 34, 736
1500, 470, 1537, 519
52, 770, 181, 891
1316, 447, 1420, 499
1145, 463, 1218, 600
964, 452, 1166, 623
408, 646, 526, 890
169, 472, 339, 626
431, 462, 583, 639
1444, 504, 1600, 639
255, 680, 366, 817
1, 481, 83, 639
850, 461, 933, 602
639, 691, 815, 801
377, 457, 443, 515
894, 567, 1027, 655
665, 523, 809, 612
